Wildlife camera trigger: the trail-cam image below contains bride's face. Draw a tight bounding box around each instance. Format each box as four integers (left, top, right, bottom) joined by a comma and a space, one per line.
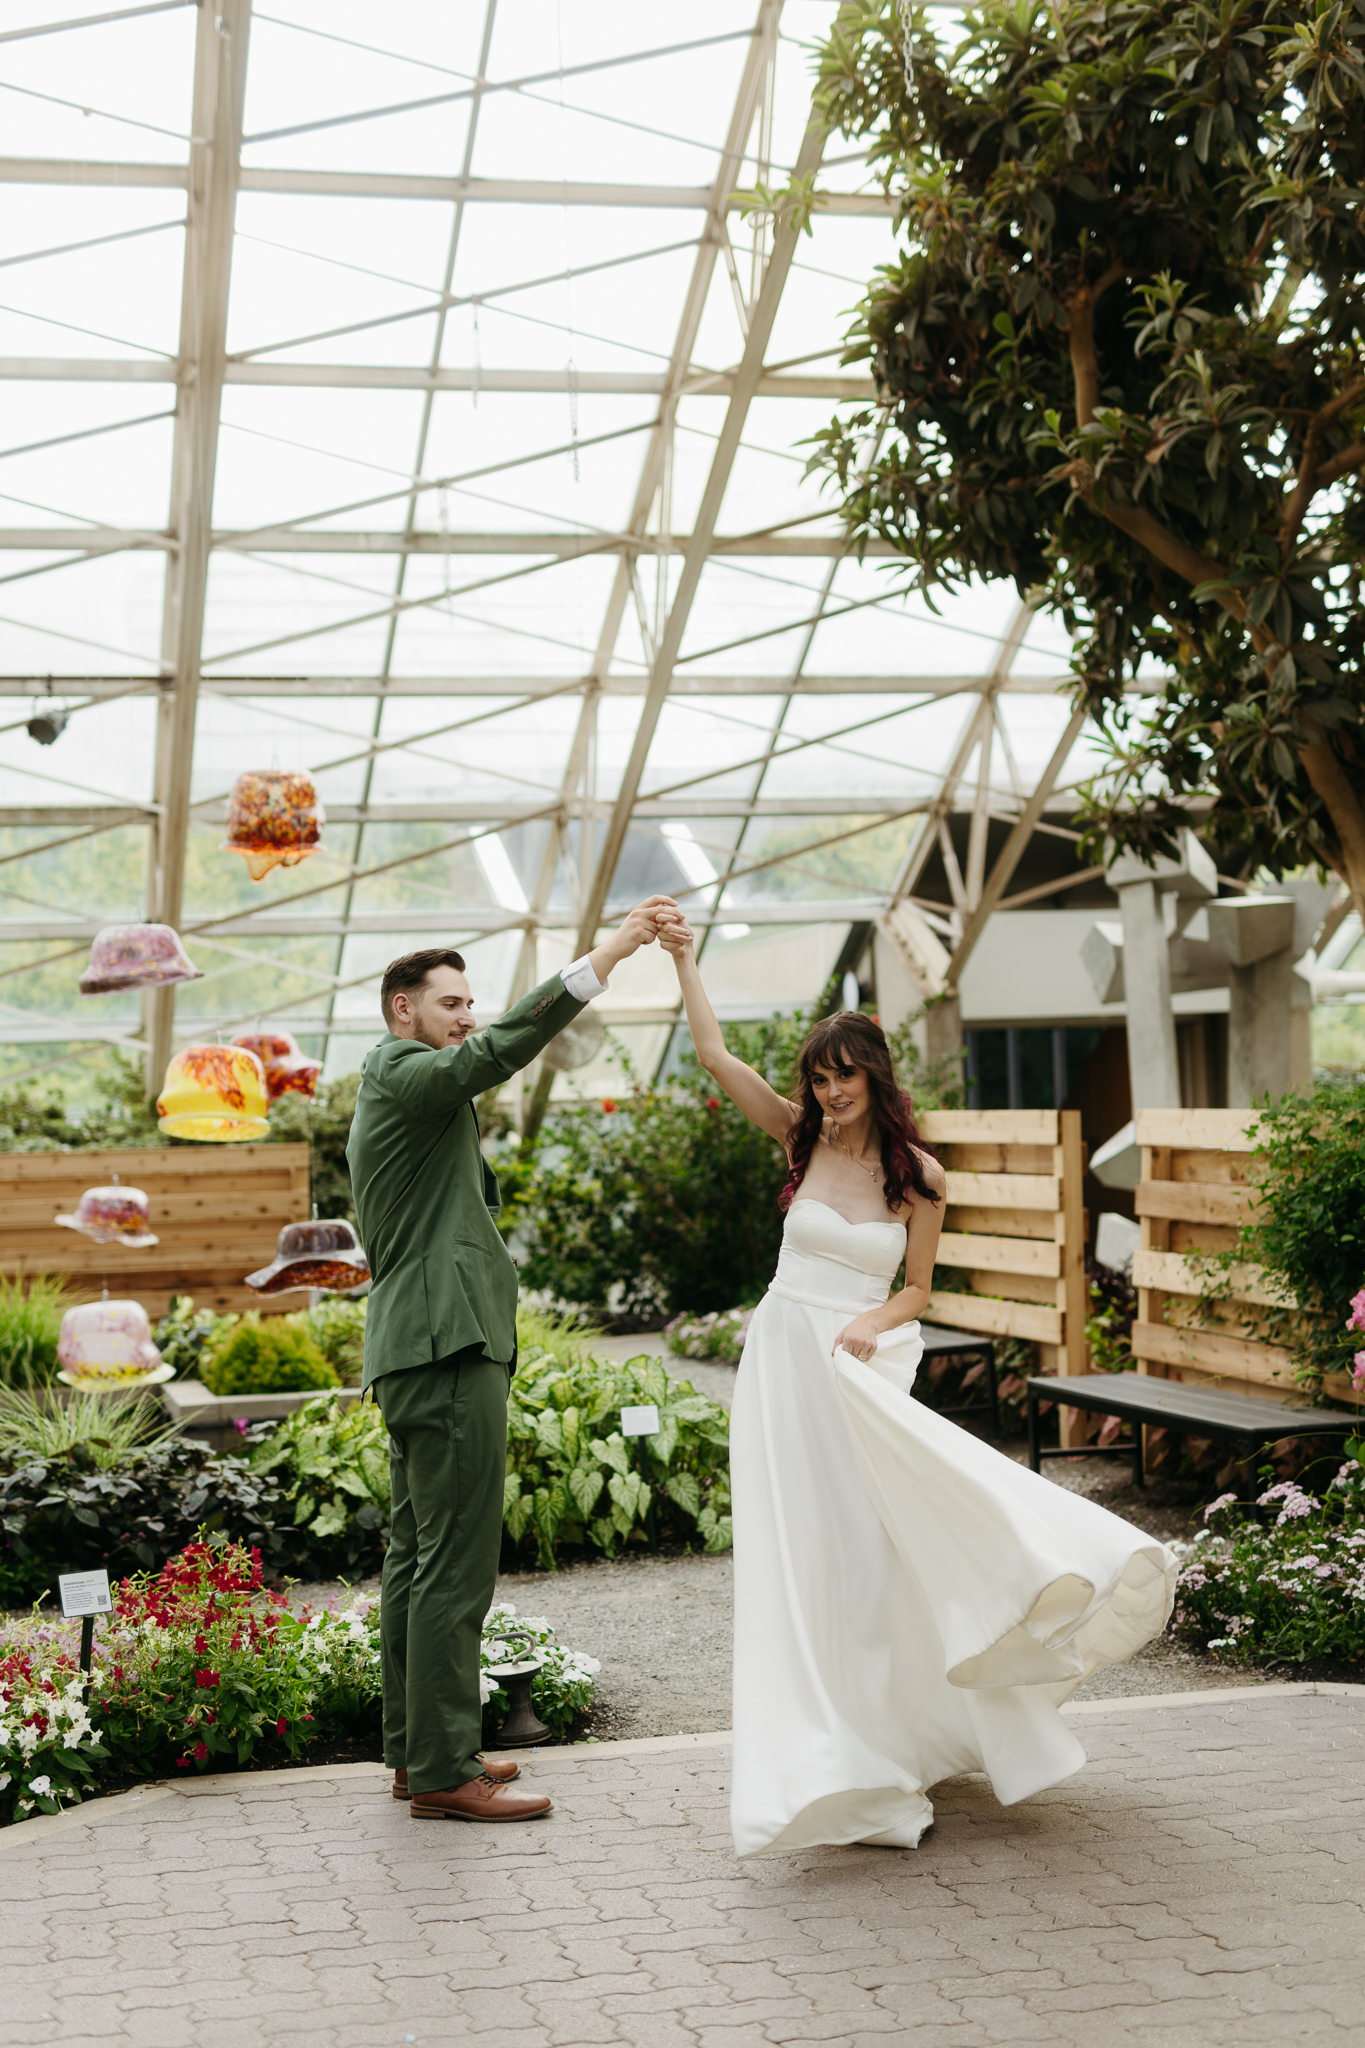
810, 1057, 871, 1128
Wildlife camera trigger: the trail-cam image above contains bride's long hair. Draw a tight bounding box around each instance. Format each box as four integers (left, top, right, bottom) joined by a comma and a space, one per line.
780, 1012, 941, 1214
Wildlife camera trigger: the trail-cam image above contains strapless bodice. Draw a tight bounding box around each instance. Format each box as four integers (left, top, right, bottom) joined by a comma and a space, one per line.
768, 1198, 906, 1314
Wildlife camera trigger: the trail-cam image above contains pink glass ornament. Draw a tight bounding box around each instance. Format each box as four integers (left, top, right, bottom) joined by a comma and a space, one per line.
230, 1030, 322, 1102
57, 1299, 164, 1382
55, 1175, 158, 1249
221, 770, 325, 881
78, 923, 203, 995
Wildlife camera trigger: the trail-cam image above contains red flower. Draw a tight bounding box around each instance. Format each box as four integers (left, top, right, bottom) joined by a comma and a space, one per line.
706, 1096, 720, 1110
601, 1097, 617, 1113
195, 1670, 221, 1689
176, 1758, 190, 1770
193, 1741, 208, 1762
276, 1716, 287, 1735
193, 1634, 208, 1657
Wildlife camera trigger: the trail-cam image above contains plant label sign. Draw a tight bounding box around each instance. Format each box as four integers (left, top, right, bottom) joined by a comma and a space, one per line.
620, 1403, 660, 1437
59, 1569, 111, 1619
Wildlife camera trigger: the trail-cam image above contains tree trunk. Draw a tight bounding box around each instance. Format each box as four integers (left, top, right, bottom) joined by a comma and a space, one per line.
1299, 734, 1365, 927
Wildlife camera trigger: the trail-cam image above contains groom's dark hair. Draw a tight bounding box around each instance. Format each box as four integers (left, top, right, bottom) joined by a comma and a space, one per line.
381, 947, 467, 1027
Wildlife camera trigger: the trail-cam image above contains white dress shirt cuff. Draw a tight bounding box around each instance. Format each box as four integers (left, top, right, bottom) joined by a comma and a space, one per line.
560, 955, 607, 1003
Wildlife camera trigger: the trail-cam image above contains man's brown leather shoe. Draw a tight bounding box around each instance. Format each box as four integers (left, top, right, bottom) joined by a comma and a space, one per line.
392, 1756, 518, 1799
410, 1773, 552, 1822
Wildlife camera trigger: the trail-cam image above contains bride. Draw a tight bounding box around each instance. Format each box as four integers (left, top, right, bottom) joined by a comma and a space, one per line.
660, 916, 1175, 1856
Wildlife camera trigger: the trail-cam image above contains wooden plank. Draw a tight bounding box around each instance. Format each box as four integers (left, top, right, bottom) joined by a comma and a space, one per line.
1170, 1148, 1251, 1186
1136, 1180, 1251, 1227
971, 1270, 1058, 1306
925, 1289, 1063, 1344
1131, 1319, 1296, 1385
1134, 1109, 1256, 1151
945, 1204, 1057, 1241
0, 1192, 305, 1230
0, 1143, 310, 1180
1060, 1107, 1088, 1379
944, 1171, 1059, 1211
919, 1111, 1059, 1145
936, 1143, 1057, 1175
2, 1244, 307, 1278
1132, 1249, 1295, 1309
935, 1232, 1061, 1277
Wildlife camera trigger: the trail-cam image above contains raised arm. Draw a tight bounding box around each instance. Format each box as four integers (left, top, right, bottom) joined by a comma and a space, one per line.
660, 918, 795, 1147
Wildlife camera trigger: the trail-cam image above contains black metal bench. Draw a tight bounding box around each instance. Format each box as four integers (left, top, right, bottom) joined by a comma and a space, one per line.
1026, 1370, 1358, 1493
917, 1324, 998, 1431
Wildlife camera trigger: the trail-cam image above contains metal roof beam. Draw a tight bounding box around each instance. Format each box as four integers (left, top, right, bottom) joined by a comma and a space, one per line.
0, 359, 870, 399
142, 0, 251, 1093
0, 903, 893, 942
0, 526, 880, 557
0, 672, 1093, 698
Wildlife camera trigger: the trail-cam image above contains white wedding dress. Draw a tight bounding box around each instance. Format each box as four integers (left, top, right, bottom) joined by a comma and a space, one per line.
729, 1198, 1176, 1857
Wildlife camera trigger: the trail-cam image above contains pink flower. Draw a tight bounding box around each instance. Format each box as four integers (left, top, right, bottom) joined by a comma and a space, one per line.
1352, 1353, 1365, 1394
1349, 1287, 1365, 1333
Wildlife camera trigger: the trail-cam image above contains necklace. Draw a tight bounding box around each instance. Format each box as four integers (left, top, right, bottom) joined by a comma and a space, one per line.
835, 1126, 880, 1181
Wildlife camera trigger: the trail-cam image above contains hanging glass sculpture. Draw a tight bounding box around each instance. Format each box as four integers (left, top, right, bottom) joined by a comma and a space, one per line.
221, 770, 325, 881
55, 1172, 159, 1248
56, 1299, 170, 1385
156, 1044, 270, 1141
245, 1219, 371, 1295
230, 1030, 322, 1101
78, 923, 203, 995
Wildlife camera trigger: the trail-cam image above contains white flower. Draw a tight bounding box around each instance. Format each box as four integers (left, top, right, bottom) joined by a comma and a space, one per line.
17, 1798, 32, 1812
28, 1775, 51, 1796
17, 1726, 39, 1756
62, 1731, 82, 1750
479, 1671, 492, 1705
0, 1773, 10, 1791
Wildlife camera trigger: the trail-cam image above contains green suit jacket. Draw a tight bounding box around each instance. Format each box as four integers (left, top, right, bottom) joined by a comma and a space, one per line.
346, 971, 585, 1390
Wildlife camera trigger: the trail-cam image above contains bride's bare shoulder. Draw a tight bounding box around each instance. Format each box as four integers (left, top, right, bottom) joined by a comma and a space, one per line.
914, 1146, 947, 1199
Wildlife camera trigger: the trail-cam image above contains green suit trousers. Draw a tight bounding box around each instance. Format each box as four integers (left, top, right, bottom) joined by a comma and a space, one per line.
376, 1351, 509, 1796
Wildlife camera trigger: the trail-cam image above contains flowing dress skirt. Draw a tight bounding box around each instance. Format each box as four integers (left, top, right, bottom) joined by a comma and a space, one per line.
729, 1269, 1175, 1856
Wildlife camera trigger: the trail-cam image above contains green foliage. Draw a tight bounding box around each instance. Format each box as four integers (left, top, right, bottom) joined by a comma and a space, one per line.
264, 1074, 360, 1225
0, 1273, 82, 1389
153, 1295, 235, 1380
504, 1331, 732, 1568
801, 0, 1365, 903
0, 1437, 309, 1605
248, 1393, 390, 1566
202, 1315, 340, 1397
1172, 1459, 1365, 1665
297, 1296, 367, 1385
479, 1601, 601, 1742
1086, 1259, 1137, 1374
1190, 1083, 1365, 1391
665, 1307, 753, 1365
0, 1384, 176, 1470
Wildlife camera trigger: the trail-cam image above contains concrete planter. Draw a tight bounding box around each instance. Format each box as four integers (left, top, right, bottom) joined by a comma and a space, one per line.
162, 1379, 363, 1429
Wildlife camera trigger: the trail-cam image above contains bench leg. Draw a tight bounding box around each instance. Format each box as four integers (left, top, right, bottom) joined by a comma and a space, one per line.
1132, 1426, 1144, 1490
1027, 1387, 1041, 1473
984, 1343, 999, 1436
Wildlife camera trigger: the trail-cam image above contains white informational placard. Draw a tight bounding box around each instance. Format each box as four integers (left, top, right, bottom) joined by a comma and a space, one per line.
58, 1569, 112, 1619
620, 1403, 661, 1437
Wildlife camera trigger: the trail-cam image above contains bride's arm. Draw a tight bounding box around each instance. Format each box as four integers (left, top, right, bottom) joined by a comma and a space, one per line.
833, 1151, 947, 1360
659, 918, 795, 1146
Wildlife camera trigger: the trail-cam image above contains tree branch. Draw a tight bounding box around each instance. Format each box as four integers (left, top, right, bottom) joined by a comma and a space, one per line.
1312, 439, 1365, 490
1300, 726, 1365, 923
1067, 260, 1126, 430
1279, 377, 1365, 551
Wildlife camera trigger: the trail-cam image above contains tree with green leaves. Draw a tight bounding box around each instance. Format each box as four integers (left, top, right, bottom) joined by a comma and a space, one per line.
792, 0, 1365, 918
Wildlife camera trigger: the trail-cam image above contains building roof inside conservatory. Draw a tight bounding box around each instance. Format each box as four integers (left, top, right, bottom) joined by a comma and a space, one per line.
0, 0, 1176, 1106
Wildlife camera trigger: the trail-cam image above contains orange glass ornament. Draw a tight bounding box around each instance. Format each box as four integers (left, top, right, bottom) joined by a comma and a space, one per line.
156, 1044, 269, 1141
245, 1218, 370, 1295
221, 770, 325, 881
230, 1030, 321, 1101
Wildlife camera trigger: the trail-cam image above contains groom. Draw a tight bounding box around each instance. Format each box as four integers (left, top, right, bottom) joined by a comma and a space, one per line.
347, 898, 676, 1821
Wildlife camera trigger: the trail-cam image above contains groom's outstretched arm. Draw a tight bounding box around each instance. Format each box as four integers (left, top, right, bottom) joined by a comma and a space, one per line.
379, 897, 676, 1116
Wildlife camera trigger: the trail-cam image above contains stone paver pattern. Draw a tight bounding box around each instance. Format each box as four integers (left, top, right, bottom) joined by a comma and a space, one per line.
0, 1687, 1361, 2048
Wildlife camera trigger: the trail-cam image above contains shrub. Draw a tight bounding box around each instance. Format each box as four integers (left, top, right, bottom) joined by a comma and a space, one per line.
247, 1393, 389, 1570
297, 1296, 367, 1385
0, 1273, 82, 1388
202, 1315, 339, 1397
664, 1307, 753, 1364
504, 1336, 731, 1568
1171, 1455, 1365, 1667
154, 1295, 235, 1380
0, 1541, 602, 1822
1087, 1260, 1137, 1376
1190, 1083, 1365, 1395
0, 1436, 307, 1605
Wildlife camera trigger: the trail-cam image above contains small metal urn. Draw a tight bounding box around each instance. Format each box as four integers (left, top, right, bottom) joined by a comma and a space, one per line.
486, 1659, 550, 1747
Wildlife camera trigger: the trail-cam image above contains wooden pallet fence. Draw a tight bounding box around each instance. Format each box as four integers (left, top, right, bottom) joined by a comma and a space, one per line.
1131, 1108, 1352, 1407
917, 1112, 1090, 1417
0, 1144, 312, 1320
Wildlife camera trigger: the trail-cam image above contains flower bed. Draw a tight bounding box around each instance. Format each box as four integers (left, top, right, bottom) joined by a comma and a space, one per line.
1171, 1454, 1365, 1667
664, 1307, 754, 1364
0, 1539, 602, 1825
